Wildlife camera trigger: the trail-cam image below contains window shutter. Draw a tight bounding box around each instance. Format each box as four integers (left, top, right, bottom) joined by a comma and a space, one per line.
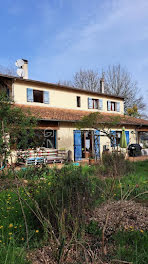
107, 101, 111, 111
43, 91, 49, 104
27, 88, 33, 102
88, 98, 93, 109
111, 130, 116, 147
94, 130, 100, 160
125, 131, 129, 145
99, 99, 103, 110
116, 102, 120, 112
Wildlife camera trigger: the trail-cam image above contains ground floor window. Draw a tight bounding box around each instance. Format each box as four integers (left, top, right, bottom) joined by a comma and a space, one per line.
15, 129, 57, 150
43, 129, 56, 149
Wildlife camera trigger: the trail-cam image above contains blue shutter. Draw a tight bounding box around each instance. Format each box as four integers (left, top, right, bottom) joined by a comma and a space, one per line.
116, 102, 120, 112
94, 130, 100, 160
27, 88, 33, 102
99, 99, 103, 110
88, 98, 93, 109
74, 130, 82, 161
125, 131, 129, 145
111, 130, 116, 147
107, 101, 111, 111
43, 91, 49, 104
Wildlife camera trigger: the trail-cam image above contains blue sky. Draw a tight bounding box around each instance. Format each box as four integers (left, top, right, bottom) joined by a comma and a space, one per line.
0, 0, 148, 112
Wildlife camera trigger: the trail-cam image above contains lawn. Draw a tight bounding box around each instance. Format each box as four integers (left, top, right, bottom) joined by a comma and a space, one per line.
0, 159, 147, 263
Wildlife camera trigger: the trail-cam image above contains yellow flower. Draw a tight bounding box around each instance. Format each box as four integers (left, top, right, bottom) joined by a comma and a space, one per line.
35, 230, 39, 233
8, 224, 13, 228
0, 226, 3, 229
9, 232, 12, 235
140, 229, 144, 233
14, 226, 17, 229
21, 237, 24, 241
0, 240, 2, 243
9, 237, 12, 240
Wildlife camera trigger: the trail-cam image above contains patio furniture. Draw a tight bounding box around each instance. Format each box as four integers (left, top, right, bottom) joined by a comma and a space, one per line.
17, 148, 67, 166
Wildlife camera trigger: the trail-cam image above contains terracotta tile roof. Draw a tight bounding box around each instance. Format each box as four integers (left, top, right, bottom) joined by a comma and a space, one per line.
16, 104, 148, 127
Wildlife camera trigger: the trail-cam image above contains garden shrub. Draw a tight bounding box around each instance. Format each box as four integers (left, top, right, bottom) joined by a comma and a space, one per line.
101, 152, 134, 177
29, 166, 100, 239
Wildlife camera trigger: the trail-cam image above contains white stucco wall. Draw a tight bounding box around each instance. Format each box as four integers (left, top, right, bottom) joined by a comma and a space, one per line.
13, 81, 124, 114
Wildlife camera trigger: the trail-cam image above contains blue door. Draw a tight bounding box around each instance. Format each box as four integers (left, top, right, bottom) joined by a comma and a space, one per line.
94, 130, 100, 160
74, 130, 82, 161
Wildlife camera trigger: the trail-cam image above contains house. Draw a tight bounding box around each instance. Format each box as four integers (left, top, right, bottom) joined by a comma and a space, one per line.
0, 59, 148, 162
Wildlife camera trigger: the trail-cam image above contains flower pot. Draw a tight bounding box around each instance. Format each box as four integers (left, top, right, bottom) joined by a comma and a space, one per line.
89, 159, 95, 165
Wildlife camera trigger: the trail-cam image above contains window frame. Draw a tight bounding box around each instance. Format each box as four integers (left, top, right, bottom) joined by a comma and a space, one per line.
76, 96, 81, 107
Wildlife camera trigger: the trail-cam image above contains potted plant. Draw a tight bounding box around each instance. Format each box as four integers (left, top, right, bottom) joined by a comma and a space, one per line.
89, 153, 95, 165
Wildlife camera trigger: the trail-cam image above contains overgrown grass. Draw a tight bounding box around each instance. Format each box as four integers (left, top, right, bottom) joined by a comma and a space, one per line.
0, 160, 147, 263
112, 230, 148, 264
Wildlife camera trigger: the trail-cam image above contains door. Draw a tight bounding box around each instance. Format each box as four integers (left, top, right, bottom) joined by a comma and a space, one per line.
94, 130, 100, 160
74, 130, 82, 161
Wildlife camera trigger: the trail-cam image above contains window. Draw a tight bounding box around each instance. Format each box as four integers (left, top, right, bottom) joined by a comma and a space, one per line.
77, 96, 81, 107
111, 130, 129, 147
107, 101, 120, 112
33, 90, 43, 103
88, 98, 99, 109
27, 88, 49, 104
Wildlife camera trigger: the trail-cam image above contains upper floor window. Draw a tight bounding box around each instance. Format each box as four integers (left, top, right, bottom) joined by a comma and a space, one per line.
77, 96, 81, 107
107, 101, 120, 112
27, 88, 49, 104
88, 98, 103, 110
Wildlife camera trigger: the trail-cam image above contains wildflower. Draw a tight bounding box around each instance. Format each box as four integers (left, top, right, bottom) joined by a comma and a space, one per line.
35, 230, 39, 233
8, 223, 13, 228
9, 237, 12, 240
9, 232, 12, 235
140, 229, 144, 233
21, 237, 24, 241
0, 240, 2, 243
14, 226, 17, 229
0, 226, 3, 229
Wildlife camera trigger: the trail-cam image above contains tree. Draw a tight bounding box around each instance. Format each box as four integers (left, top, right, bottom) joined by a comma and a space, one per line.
73, 69, 100, 91
104, 64, 145, 113
127, 105, 140, 117
0, 92, 37, 166
0, 64, 16, 76
77, 112, 122, 150
60, 65, 145, 114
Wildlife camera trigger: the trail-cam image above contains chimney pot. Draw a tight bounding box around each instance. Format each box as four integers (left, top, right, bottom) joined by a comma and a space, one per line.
22, 59, 28, 79
100, 77, 104, 93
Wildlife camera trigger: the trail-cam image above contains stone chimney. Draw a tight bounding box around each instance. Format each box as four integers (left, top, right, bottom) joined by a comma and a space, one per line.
22, 59, 28, 79
100, 77, 104, 93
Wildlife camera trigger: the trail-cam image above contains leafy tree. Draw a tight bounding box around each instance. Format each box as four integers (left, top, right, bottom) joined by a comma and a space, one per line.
127, 105, 140, 117
0, 92, 37, 166
77, 112, 122, 151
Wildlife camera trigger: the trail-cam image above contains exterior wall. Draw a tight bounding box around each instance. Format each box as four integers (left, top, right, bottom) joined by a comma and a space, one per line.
13, 81, 124, 114
99, 128, 138, 156
57, 122, 75, 160
57, 123, 138, 160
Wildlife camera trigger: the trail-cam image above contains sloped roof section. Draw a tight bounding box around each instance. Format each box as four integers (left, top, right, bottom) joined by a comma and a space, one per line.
16, 104, 148, 127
